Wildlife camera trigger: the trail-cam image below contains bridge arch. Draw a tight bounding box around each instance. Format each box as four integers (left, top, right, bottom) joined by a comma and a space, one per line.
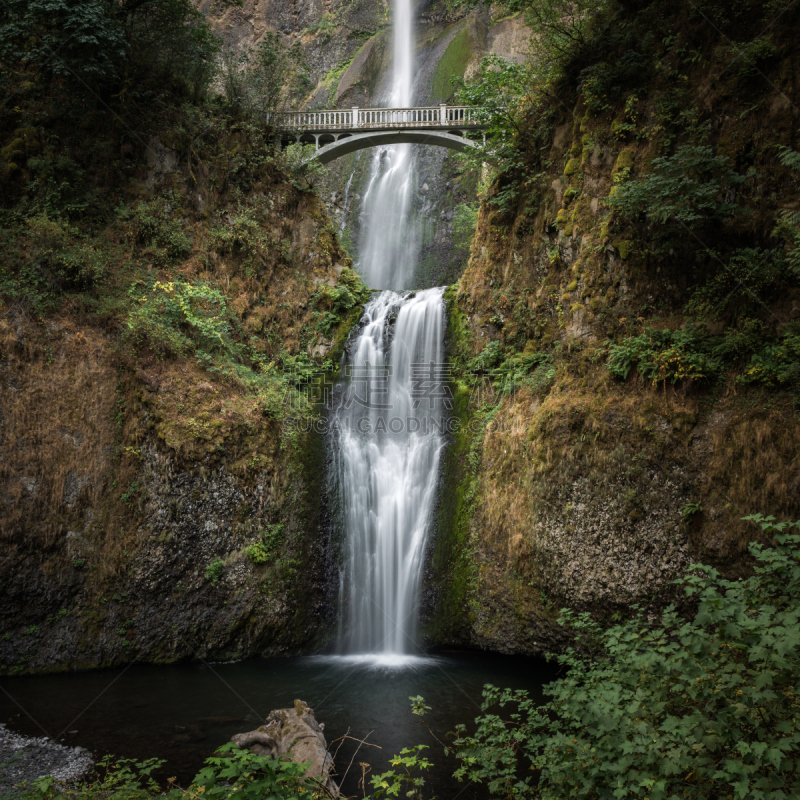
307, 130, 478, 165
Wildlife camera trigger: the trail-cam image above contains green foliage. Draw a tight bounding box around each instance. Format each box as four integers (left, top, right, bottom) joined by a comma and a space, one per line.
279, 144, 329, 191
126, 279, 234, 358
369, 746, 433, 800
687, 248, 787, 320
20, 745, 320, 800
24, 214, 107, 290
0, 214, 109, 314
608, 145, 747, 226
0, 0, 127, 87
453, 202, 479, 257
221, 33, 308, 118
468, 340, 504, 373
453, 54, 531, 153
209, 207, 272, 278
205, 559, 225, 584
452, 514, 800, 799
774, 145, 800, 280
190, 743, 317, 800
25, 756, 165, 800
607, 321, 800, 395
119, 200, 191, 266
0, 0, 223, 98
455, 0, 610, 63
246, 523, 285, 564
739, 332, 800, 392
606, 325, 721, 386
680, 501, 703, 517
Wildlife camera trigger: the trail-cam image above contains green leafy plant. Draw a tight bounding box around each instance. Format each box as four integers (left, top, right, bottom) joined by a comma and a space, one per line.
606, 326, 721, 386
221, 33, 308, 119
21, 746, 320, 800
452, 514, 800, 799
126, 279, 234, 358
246, 523, 285, 565
739, 332, 800, 392
190, 743, 317, 800
369, 746, 433, 800
608, 145, 747, 225
205, 559, 224, 584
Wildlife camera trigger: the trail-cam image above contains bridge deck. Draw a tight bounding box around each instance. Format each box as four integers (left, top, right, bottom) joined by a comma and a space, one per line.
270, 105, 488, 134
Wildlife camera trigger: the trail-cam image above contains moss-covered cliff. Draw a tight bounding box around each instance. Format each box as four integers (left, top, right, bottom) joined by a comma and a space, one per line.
424, 0, 800, 655
0, 84, 369, 672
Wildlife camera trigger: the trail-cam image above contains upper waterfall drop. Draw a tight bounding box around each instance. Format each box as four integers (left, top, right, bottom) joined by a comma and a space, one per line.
357, 0, 419, 291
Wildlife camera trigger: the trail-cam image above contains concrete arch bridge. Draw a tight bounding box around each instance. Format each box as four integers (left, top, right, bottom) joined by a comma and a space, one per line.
270, 105, 488, 164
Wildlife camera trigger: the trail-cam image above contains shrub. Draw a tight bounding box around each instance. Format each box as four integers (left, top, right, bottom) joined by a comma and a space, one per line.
739, 332, 800, 392
687, 248, 787, 319
608, 145, 747, 225
205, 559, 224, 584
221, 33, 308, 118
122, 201, 192, 266
23, 214, 108, 291
451, 514, 800, 800
468, 340, 504, 373
606, 325, 721, 386
246, 524, 285, 565
774, 143, 800, 280
126, 279, 234, 358
24, 744, 319, 800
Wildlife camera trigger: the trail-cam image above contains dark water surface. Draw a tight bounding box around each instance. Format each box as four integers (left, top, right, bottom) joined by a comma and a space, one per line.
0, 651, 558, 798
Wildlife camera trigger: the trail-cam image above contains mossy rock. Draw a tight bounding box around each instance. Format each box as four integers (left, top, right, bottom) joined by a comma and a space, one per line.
613, 149, 635, 175
614, 239, 633, 260
589, 296, 605, 313
570, 142, 582, 157
570, 303, 586, 313
555, 208, 569, 226
563, 157, 581, 176
567, 280, 578, 292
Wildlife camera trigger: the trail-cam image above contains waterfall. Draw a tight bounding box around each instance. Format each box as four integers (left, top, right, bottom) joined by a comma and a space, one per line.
331, 0, 448, 658
332, 290, 447, 656
357, 0, 419, 291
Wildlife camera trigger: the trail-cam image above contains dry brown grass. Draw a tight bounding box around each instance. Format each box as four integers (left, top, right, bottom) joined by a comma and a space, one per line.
0, 308, 119, 547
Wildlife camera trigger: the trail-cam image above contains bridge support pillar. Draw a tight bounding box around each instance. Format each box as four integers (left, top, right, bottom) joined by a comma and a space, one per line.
440, 103, 447, 125
352, 107, 359, 128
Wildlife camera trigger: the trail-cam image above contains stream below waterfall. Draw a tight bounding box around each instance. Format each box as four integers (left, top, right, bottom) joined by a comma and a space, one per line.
0, 653, 557, 798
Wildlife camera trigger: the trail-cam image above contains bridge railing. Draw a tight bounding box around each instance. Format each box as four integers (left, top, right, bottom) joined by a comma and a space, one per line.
269, 105, 486, 131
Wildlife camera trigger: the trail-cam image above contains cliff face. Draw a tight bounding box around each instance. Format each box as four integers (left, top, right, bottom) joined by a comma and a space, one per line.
424, 0, 800, 654
0, 110, 363, 672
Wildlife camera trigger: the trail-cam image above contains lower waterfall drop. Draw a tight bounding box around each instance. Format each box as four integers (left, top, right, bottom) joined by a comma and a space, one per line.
332, 288, 447, 656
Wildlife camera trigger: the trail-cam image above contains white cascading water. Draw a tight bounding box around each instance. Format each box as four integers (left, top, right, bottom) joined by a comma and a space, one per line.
333, 290, 447, 655
332, 0, 447, 659
357, 0, 419, 291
